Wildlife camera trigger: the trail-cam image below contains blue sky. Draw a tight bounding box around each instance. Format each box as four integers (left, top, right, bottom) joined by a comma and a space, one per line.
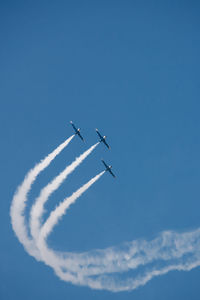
1, 0, 200, 299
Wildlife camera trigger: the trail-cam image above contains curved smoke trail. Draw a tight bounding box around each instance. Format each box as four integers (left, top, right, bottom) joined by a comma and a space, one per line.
10, 136, 200, 292
30, 142, 99, 241
36, 171, 105, 284
38, 225, 200, 292
39, 171, 105, 240
10, 135, 74, 259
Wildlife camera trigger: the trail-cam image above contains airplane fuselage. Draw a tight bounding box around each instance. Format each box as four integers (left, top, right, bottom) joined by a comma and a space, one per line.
105, 165, 112, 171
101, 159, 115, 178
96, 129, 110, 149
100, 136, 106, 142
70, 121, 84, 141
75, 128, 80, 134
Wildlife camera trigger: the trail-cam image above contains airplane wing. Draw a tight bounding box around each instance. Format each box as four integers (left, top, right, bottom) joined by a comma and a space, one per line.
108, 169, 116, 178
77, 132, 84, 141
70, 121, 77, 132
96, 129, 103, 139
102, 160, 116, 178
102, 140, 110, 149
101, 160, 108, 168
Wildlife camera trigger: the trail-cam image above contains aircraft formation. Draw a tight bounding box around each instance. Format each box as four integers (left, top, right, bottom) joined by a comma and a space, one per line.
70, 121, 116, 178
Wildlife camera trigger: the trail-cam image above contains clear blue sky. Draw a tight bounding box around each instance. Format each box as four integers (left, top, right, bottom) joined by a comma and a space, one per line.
1, 1, 200, 299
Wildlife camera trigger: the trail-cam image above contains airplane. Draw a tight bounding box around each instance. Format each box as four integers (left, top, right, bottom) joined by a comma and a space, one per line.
70, 121, 84, 141
102, 160, 116, 178
95, 129, 110, 149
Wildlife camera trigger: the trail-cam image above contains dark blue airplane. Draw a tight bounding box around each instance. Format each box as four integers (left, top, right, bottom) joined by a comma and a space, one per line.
96, 129, 110, 149
102, 160, 116, 178
70, 121, 84, 141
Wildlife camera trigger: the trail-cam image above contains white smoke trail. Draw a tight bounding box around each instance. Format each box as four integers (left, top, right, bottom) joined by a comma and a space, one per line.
30, 143, 99, 241
34, 167, 200, 292
10, 135, 74, 259
37, 225, 200, 292
40, 171, 105, 240
35, 171, 105, 284
10, 136, 200, 292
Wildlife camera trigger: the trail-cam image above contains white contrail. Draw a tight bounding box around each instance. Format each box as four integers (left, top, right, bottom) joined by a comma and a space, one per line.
40, 171, 105, 240
10, 135, 74, 259
37, 225, 200, 292
35, 168, 200, 292
36, 171, 105, 282
10, 135, 200, 292
30, 143, 99, 241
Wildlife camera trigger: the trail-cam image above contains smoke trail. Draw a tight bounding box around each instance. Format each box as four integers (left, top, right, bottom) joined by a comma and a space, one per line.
40, 171, 105, 240
10, 135, 74, 259
35, 170, 200, 292
35, 171, 105, 283
37, 225, 200, 292
10, 136, 200, 292
30, 143, 99, 241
